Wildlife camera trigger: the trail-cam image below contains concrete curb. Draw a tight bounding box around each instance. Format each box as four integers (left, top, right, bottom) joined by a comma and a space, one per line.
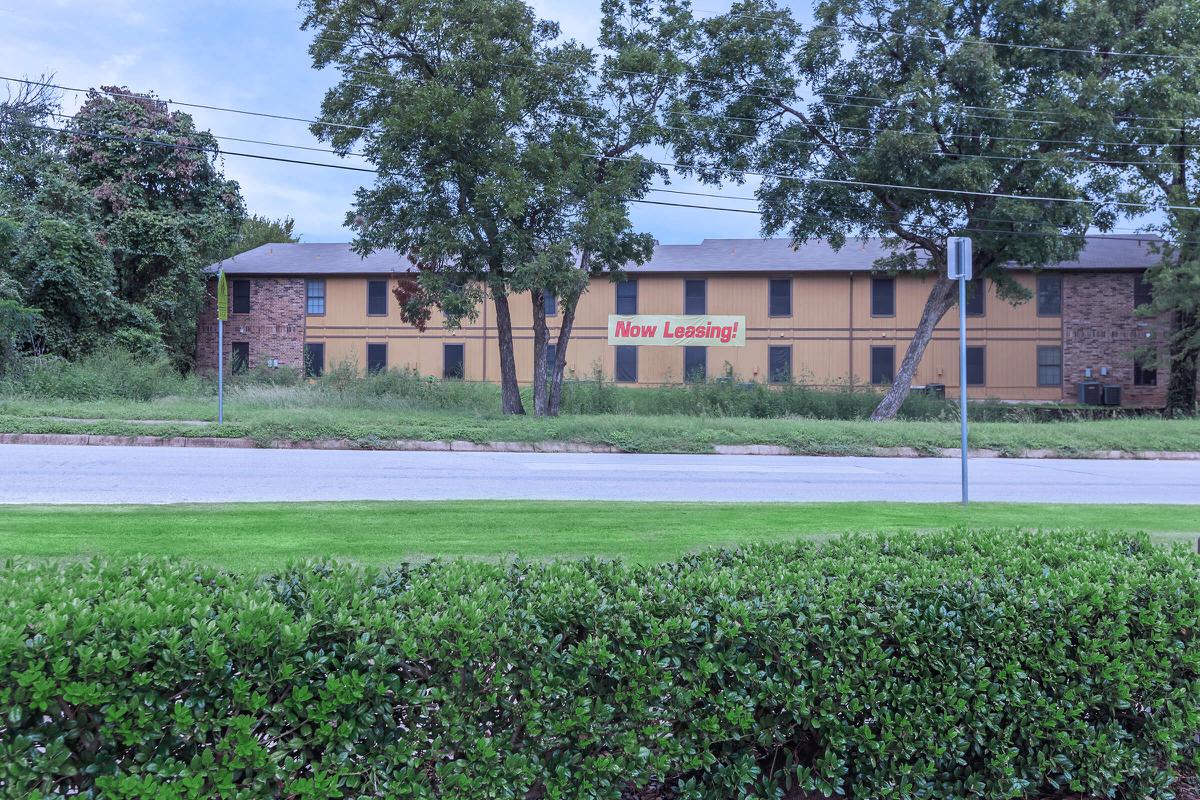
1, 431, 1198, 459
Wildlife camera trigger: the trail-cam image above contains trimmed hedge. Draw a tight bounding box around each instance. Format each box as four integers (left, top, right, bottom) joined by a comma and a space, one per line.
2, 530, 1198, 799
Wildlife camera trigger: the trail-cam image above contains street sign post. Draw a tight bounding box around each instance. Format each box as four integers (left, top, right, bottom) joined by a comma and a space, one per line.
947, 237, 972, 505
216, 271, 228, 425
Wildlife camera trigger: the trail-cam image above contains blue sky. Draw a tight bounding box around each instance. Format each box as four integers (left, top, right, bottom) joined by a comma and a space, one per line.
1, 0, 782, 244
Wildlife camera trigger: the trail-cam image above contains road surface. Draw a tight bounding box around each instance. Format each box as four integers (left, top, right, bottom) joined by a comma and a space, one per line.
1, 444, 1197, 504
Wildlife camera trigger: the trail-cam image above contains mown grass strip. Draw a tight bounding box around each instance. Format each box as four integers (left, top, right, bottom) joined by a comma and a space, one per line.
1, 500, 1196, 570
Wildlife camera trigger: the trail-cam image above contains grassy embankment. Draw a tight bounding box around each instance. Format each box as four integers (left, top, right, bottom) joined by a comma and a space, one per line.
2, 349, 1198, 455
2, 500, 1197, 569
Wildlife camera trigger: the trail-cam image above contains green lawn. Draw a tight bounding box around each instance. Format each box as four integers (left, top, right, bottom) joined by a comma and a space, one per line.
1, 501, 1197, 570
3, 394, 1199, 455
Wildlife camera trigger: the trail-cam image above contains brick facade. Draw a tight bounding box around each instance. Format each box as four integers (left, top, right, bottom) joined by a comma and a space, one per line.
1062, 271, 1169, 407
195, 277, 307, 375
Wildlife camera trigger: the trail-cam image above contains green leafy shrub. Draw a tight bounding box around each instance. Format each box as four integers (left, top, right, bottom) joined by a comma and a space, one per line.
2, 530, 1197, 798
1, 347, 204, 401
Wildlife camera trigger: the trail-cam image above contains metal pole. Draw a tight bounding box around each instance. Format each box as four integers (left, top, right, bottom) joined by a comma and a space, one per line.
959, 274, 968, 505
218, 319, 224, 425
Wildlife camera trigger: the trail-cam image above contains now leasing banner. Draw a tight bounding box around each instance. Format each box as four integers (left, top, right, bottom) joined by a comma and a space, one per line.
607, 314, 746, 347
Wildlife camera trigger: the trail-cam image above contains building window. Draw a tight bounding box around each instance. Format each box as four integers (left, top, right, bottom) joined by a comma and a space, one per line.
768, 345, 792, 384
1037, 274, 1062, 316
684, 279, 706, 315
543, 291, 557, 317
306, 279, 326, 316
683, 346, 706, 382
1134, 359, 1158, 386
1134, 273, 1154, 309
367, 279, 388, 316
443, 343, 465, 380
768, 278, 792, 317
966, 346, 985, 386
366, 343, 387, 374
870, 346, 894, 385
615, 279, 638, 315
615, 345, 637, 382
231, 341, 249, 375
231, 279, 251, 314
871, 277, 895, 317
1037, 346, 1062, 387
304, 342, 324, 378
545, 343, 557, 371
965, 279, 986, 316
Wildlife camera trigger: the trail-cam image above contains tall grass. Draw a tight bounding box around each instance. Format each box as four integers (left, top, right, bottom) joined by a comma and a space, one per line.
0, 349, 1167, 422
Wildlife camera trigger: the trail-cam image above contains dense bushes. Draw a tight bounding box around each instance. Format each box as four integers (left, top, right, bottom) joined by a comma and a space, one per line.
2, 530, 1197, 798
1, 348, 205, 401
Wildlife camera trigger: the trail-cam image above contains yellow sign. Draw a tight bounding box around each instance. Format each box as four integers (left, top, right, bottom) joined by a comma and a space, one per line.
607, 315, 745, 346
216, 271, 228, 321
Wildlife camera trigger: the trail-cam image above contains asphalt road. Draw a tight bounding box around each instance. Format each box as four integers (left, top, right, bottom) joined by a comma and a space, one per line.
1, 444, 1198, 504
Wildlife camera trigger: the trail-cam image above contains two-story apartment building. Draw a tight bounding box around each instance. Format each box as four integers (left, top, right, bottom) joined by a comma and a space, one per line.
196, 235, 1175, 407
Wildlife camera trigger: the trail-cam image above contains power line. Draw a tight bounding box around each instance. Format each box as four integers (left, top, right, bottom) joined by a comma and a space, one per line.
696, 9, 1200, 63
15, 121, 1199, 245
20, 119, 1200, 219
0, 75, 369, 132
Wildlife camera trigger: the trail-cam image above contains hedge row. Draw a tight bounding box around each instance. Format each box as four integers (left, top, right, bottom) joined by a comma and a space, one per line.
2, 530, 1198, 799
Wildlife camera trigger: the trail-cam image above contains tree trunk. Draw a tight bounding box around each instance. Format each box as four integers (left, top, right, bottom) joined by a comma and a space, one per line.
492, 292, 525, 415
531, 289, 550, 416
547, 299, 577, 416
1166, 310, 1199, 415
870, 276, 959, 421
547, 254, 591, 417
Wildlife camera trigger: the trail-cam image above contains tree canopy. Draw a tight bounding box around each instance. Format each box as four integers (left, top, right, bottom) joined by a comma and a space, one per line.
671, 0, 1113, 417
302, 0, 661, 414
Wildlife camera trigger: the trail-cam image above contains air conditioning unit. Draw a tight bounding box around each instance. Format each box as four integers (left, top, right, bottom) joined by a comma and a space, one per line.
1078, 380, 1102, 405
924, 383, 946, 399
1102, 385, 1122, 406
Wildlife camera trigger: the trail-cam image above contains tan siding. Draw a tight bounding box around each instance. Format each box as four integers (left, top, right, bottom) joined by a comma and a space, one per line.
293, 271, 1066, 399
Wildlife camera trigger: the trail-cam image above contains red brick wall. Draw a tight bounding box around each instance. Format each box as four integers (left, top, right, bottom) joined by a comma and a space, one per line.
195, 277, 306, 375
1062, 271, 1169, 407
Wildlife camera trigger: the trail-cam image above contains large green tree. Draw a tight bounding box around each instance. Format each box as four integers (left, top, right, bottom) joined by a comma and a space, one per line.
223, 214, 300, 260
532, 0, 692, 416
1087, 0, 1200, 413
64, 87, 243, 367
302, 0, 641, 415
672, 0, 1110, 418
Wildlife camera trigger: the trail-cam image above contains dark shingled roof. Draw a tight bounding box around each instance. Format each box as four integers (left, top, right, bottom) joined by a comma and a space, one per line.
207, 234, 1163, 276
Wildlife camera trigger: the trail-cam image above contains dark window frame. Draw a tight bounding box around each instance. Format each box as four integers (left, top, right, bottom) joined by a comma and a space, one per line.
545, 342, 557, 371
871, 277, 895, 318
966, 345, 986, 386
231, 279, 251, 314
231, 341, 249, 375
1134, 273, 1154, 309
366, 342, 387, 374
683, 346, 707, 383
306, 279, 326, 316
443, 342, 465, 380
366, 279, 388, 317
1037, 345, 1063, 387
870, 345, 894, 385
543, 291, 557, 317
965, 278, 986, 317
615, 345, 637, 383
1036, 274, 1062, 317
768, 345, 792, 384
768, 278, 792, 317
684, 279, 706, 315
1133, 359, 1158, 386
303, 342, 325, 378
615, 279, 638, 315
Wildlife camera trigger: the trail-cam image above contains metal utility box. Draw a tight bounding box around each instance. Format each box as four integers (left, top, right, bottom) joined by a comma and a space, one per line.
1102, 385, 1122, 406
1078, 380, 1103, 405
